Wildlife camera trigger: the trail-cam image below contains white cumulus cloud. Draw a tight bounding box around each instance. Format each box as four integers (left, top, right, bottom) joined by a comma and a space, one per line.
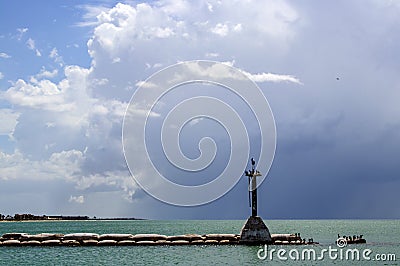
0, 109, 20, 135
35, 68, 58, 79
16, 28, 28, 40
49, 47, 64, 66
242, 70, 302, 84
26, 38, 41, 56
69, 195, 85, 204
211, 23, 229, 36
0, 52, 11, 59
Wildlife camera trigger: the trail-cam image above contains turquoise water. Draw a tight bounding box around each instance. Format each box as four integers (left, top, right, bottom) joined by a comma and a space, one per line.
0, 220, 398, 265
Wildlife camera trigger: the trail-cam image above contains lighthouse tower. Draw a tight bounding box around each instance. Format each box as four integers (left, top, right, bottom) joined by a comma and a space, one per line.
239, 158, 272, 244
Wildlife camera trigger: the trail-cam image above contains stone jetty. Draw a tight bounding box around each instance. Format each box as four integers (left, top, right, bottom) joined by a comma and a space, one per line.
0, 232, 317, 247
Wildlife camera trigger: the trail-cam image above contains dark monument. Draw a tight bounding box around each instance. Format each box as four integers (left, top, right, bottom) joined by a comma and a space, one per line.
239, 158, 272, 244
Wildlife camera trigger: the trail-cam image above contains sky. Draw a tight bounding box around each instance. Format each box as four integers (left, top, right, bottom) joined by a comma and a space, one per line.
0, 0, 399, 219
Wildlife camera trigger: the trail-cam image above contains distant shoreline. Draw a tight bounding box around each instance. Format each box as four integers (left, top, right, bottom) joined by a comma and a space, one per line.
0, 214, 146, 222
0, 218, 146, 222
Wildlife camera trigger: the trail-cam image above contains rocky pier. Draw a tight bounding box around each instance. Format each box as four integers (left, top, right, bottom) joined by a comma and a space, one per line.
0, 232, 318, 247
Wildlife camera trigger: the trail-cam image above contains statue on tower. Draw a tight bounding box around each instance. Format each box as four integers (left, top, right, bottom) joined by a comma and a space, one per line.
239, 158, 272, 244
245, 157, 262, 217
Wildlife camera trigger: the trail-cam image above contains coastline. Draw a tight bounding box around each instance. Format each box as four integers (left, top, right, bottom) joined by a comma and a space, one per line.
0, 218, 146, 222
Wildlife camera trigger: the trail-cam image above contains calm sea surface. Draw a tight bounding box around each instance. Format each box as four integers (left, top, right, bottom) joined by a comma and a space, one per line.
0, 220, 398, 265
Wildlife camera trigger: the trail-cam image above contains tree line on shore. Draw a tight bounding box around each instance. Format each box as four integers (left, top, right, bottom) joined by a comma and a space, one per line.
0, 213, 90, 221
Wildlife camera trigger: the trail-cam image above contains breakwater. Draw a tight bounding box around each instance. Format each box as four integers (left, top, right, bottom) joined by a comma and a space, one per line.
0, 232, 315, 246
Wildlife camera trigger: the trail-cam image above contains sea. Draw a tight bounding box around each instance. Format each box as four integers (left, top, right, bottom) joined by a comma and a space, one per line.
0, 220, 398, 265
